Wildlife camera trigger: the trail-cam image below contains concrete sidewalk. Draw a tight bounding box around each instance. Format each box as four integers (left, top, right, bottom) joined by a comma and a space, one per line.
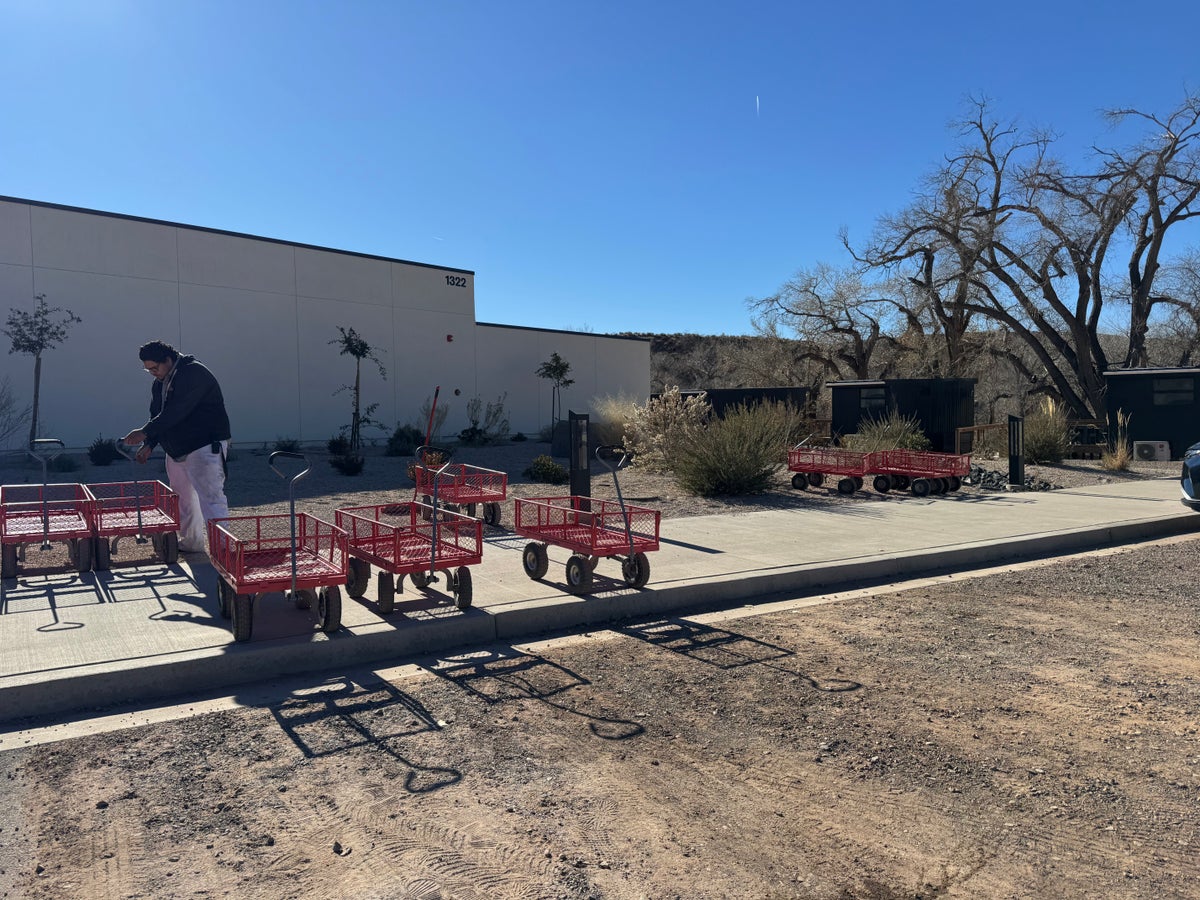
1, 478, 1195, 725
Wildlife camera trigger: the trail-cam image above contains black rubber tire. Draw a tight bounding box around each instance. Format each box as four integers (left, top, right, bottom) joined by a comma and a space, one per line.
911, 478, 931, 498
948, 475, 962, 492
791, 473, 808, 490
346, 557, 370, 599
411, 570, 430, 589
420, 496, 433, 521
93, 537, 111, 571
565, 555, 593, 593
931, 478, 947, 495
894, 475, 911, 491
217, 577, 233, 619
160, 532, 179, 565
621, 552, 651, 589
837, 478, 856, 495
2, 544, 17, 580
853, 476, 864, 490
318, 585, 341, 634
464, 503, 477, 519
293, 588, 315, 610
232, 593, 254, 642
73, 537, 92, 574
483, 502, 502, 527
807, 472, 825, 487
453, 566, 473, 609
376, 570, 395, 614
872, 475, 892, 494
522, 542, 549, 580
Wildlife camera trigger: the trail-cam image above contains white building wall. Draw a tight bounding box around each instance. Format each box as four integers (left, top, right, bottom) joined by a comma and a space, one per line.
0, 197, 649, 450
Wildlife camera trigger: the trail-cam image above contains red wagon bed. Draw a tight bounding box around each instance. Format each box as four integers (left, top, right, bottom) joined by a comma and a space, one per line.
786, 447, 869, 495
866, 449, 971, 497
0, 482, 95, 577
414, 462, 508, 525
88, 479, 181, 568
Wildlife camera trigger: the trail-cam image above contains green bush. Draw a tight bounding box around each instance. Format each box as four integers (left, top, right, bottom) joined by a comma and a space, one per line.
327, 434, 351, 456
524, 454, 569, 485
386, 423, 424, 457
87, 436, 123, 466
1024, 397, 1070, 464
48, 454, 80, 473
672, 402, 790, 496
329, 454, 365, 475
841, 410, 931, 452
511, 432, 528, 442
273, 437, 301, 453
458, 394, 510, 446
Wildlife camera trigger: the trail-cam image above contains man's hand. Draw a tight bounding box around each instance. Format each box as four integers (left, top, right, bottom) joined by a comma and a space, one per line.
123, 429, 146, 445
135, 445, 152, 464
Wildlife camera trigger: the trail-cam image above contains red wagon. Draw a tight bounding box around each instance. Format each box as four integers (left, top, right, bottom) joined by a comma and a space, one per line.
414, 462, 508, 525
89, 479, 181, 568
208, 452, 347, 642
787, 446, 869, 495
0, 482, 95, 578
335, 501, 482, 613
866, 449, 971, 497
0, 440, 95, 578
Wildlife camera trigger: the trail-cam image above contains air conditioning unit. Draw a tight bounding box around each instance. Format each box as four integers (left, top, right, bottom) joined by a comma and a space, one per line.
1133, 440, 1170, 461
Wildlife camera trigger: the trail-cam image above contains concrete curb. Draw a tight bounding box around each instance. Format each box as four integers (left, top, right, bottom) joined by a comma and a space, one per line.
3, 511, 1194, 725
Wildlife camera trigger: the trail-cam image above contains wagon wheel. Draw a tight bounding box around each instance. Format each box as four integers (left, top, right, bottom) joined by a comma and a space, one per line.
317, 585, 341, 634
439, 569, 457, 593
420, 496, 433, 521
159, 532, 179, 565
464, 503, 478, 519
217, 577, 233, 619
522, 542, 549, 580
911, 478, 931, 497
453, 566, 473, 609
411, 570, 430, 589
853, 476, 864, 490
67, 539, 79, 568
791, 473, 808, 490
483, 502, 502, 527
293, 588, 316, 610
893, 475, 911, 491
151, 533, 163, 557
836, 478, 857, 495
346, 557, 371, 599
376, 570, 396, 614
1, 544, 17, 580
231, 593, 254, 642
948, 475, 962, 492
872, 475, 892, 494
807, 472, 825, 488
565, 555, 593, 593
73, 537, 93, 574
930, 478, 946, 495
95, 536, 114, 570
621, 552, 651, 589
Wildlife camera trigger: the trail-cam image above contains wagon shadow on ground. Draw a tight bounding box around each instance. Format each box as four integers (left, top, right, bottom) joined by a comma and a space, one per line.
615, 616, 862, 693
263, 675, 462, 794
430, 647, 644, 741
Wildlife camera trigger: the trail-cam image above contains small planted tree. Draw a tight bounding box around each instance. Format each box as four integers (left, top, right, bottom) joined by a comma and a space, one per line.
329, 326, 386, 473
535, 352, 574, 427
3, 294, 81, 448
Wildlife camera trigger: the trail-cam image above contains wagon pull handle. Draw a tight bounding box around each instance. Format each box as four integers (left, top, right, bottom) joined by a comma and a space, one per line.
596, 445, 636, 557
28, 439, 65, 548
415, 445, 454, 575
269, 451, 310, 597
116, 440, 148, 538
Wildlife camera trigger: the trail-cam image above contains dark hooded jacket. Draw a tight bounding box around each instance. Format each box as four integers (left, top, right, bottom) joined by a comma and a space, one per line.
141, 355, 232, 460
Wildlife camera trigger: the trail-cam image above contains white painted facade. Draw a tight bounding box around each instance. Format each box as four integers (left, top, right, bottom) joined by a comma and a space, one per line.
0, 197, 650, 450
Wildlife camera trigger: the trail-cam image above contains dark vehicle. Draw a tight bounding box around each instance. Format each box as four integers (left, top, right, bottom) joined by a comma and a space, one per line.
1182, 442, 1200, 512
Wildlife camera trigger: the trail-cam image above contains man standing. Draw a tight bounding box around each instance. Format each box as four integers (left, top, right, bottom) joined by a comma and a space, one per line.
124, 340, 231, 554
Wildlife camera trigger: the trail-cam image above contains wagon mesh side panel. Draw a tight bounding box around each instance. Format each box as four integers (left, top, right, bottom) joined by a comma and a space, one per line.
787, 448, 868, 476
208, 514, 346, 593
89, 480, 180, 535
868, 450, 971, 477
415, 463, 508, 505
0, 483, 95, 542
339, 503, 482, 572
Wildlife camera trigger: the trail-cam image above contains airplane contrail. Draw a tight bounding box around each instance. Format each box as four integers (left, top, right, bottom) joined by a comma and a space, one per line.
756, 95, 760, 117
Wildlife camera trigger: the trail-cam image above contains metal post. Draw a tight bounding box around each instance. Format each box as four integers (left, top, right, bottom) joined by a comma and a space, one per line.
568, 411, 590, 502
1008, 415, 1025, 487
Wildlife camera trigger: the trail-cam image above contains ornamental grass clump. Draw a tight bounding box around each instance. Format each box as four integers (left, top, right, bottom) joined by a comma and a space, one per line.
1101, 409, 1132, 471
1024, 397, 1071, 464
672, 401, 790, 496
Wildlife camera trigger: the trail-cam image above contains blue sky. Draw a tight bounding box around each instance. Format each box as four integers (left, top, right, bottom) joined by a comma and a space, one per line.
2, 0, 1197, 336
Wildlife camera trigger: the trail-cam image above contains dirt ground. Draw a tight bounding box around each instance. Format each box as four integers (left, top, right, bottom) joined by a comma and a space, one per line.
0, 444, 1196, 899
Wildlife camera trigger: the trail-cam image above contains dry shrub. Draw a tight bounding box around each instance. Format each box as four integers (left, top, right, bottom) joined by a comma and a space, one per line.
623, 387, 711, 473
1024, 397, 1071, 464
672, 402, 790, 496
841, 410, 931, 452
589, 393, 639, 447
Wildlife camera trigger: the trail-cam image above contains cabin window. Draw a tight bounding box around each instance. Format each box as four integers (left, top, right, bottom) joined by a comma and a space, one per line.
1152, 377, 1194, 406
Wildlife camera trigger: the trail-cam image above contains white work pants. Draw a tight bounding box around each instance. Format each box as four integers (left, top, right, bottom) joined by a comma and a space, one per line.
165, 441, 229, 552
